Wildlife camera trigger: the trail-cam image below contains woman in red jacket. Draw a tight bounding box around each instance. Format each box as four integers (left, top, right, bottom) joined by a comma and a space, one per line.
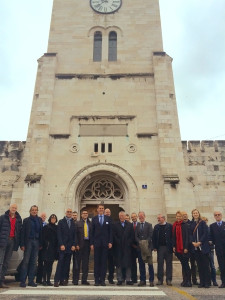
172, 211, 192, 287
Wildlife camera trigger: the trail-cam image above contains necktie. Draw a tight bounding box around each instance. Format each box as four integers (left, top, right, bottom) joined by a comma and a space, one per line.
84, 221, 88, 238
218, 222, 221, 227
67, 219, 71, 228
100, 215, 103, 225
133, 222, 136, 230
122, 222, 124, 227
141, 223, 144, 230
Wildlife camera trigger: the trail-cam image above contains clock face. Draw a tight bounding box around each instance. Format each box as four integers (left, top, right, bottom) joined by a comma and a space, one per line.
90, 0, 122, 14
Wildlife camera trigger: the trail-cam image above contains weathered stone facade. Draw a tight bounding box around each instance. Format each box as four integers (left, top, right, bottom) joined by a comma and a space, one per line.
1, 0, 224, 223
1, 140, 224, 222
182, 140, 225, 222
0, 141, 25, 214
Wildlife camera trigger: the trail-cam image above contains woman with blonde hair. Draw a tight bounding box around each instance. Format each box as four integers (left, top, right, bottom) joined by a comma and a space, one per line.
172, 211, 191, 287
190, 209, 211, 288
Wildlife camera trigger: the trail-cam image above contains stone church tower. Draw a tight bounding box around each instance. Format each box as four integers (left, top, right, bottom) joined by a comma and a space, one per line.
10, 0, 197, 220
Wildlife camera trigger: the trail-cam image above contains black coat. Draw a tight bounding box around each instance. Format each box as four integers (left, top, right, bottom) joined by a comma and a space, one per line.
91, 215, 112, 247
210, 221, 225, 255
57, 217, 76, 253
172, 221, 190, 255
113, 221, 134, 268
190, 220, 210, 254
20, 215, 43, 248
42, 223, 58, 261
152, 222, 173, 253
0, 210, 22, 251
76, 219, 92, 248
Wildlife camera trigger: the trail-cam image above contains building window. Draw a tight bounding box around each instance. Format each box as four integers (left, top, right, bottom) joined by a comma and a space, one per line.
93, 31, 102, 62
101, 143, 105, 153
94, 143, 98, 153
93, 143, 112, 153
108, 31, 117, 61
108, 143, 112, 152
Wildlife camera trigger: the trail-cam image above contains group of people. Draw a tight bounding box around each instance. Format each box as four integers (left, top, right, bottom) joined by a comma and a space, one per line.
0, 203, 225, 290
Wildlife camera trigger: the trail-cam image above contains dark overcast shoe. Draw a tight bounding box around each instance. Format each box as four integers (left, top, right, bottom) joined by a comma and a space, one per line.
149, 282, 154, 287
138, 281, 146, 286
20, 282, 26, 288
28, 282, 37, 287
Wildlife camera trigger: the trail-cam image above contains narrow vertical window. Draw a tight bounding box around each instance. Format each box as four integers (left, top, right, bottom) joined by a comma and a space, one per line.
94, 143, 98, 153
93, 31, 102, 62
108, 31, 117, 61
101, 143, 105, 153
108, 143, 112, 153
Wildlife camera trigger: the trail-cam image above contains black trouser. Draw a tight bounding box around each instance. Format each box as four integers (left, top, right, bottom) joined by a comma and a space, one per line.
0, 238, 14, 282
73, 240, 90, 283
54, 252, 72, 283
176, 253, 191, 284
131, 247, 138, 282
190, 252, 198, 283
43, 260, 54, 282
194, 249, 211, 286
36, 249, 44, 283
157, 246, 173, 282
107, 248, 115, 281
72, 251, 79, 282
216, 249, 225, 284
94, 246, 108, 283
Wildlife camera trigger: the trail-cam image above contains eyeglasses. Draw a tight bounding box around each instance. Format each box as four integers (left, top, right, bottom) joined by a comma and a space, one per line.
214, 214, 221, 216
66, 211, 72, 213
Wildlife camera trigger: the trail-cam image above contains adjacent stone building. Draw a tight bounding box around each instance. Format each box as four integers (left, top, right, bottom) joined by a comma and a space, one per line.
1, 0, 224, 222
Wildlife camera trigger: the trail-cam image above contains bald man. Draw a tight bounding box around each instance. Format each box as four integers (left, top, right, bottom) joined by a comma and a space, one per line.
210, 211, 225, 288
0, 204, 22, 288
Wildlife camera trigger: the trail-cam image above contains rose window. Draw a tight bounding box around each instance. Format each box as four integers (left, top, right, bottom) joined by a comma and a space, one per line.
82, 179, 123, 201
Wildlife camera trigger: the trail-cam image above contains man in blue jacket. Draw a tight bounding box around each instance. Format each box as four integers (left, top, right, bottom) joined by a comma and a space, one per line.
20, 205, 43, 288
0, 203, 22, 288
91, 203, 112, 286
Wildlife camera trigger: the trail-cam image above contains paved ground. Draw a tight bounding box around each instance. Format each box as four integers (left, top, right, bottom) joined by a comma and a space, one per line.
0, 277, 225, 300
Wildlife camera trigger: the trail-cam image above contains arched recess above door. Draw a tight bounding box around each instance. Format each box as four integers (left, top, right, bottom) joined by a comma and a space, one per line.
65, 163, 138, 213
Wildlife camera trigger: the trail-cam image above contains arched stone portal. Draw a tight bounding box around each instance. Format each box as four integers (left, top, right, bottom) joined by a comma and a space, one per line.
65, 163, 138, 216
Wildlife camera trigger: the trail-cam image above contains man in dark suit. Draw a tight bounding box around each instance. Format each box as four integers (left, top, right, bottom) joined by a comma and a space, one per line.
54, 208, 76, 287
70, 211, 78, 285
210, 211, 225, 288
113, 211, 134, 285
131, 212, 138, 283
91, 204, 112, 286
135, 211, 154, 287
73, 209, 92, 285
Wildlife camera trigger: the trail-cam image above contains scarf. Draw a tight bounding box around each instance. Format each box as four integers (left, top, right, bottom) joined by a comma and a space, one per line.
172, 221, 183, 254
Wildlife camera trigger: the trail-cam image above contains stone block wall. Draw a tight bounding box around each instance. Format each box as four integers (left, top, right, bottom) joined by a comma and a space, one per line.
0, 139, 224, 221
0, 141, 25, 215
182, 140, 225, 222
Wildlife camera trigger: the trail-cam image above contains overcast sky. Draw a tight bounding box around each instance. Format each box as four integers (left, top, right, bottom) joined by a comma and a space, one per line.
1, 0, 225, 141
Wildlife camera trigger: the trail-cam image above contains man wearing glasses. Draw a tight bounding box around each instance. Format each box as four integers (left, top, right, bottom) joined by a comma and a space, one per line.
210, 211, 225, 288
54, 209, 76, 287
73, 209, 92, 285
